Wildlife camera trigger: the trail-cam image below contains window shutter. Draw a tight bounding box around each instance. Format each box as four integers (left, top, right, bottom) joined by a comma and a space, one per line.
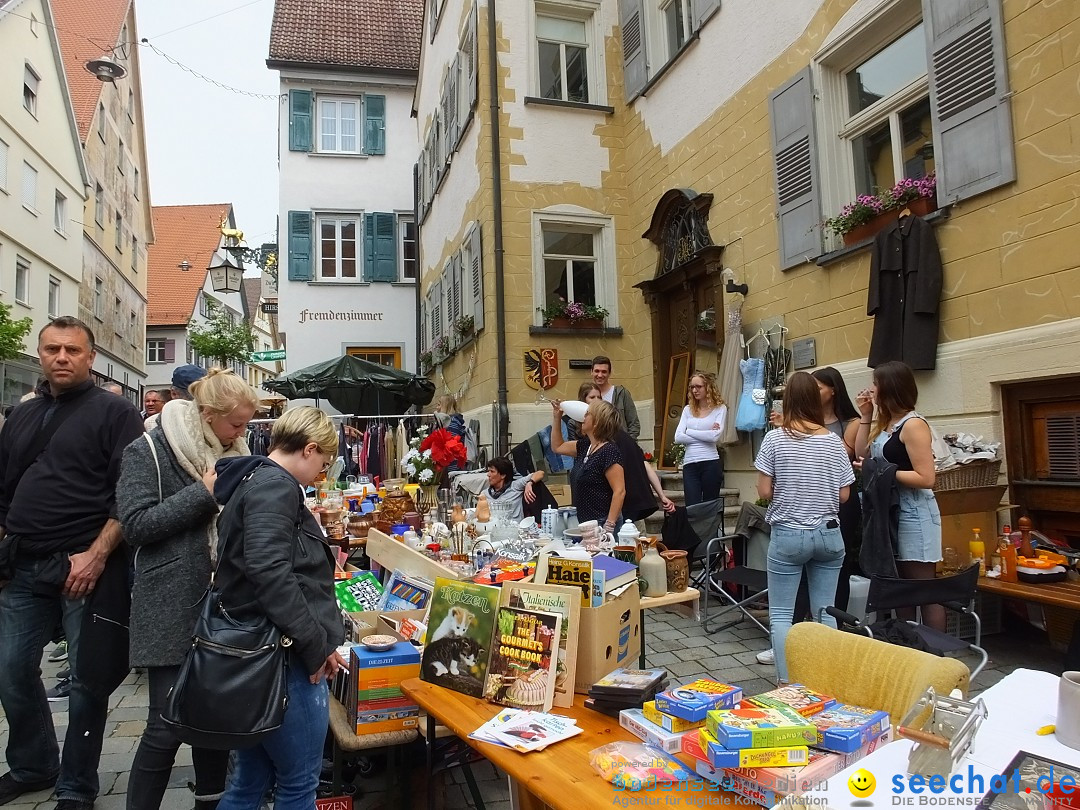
923, 0, 1014, 204
419, 298, 428, 353
465, 4, 478, 112
288, 90, 312, 152
451, 253, 463, 333
769, 67, 822, 270
432, 278, 444, 340
373, 213, 398, 282
619, 0, 647, 101
469, 224, 484, 332
363, 213, 376, 281
695, 0, 720, 29
442, 262, 454, 345
446, 56, 459, 157
163, 339, 175, 363
362, 94, 386, 155
1045, 414, 1080, 480
287, 210, 313, 281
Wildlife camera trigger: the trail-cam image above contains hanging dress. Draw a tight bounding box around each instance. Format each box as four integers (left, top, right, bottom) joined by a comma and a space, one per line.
717, 305, 743, 446
735, 356, 767, 433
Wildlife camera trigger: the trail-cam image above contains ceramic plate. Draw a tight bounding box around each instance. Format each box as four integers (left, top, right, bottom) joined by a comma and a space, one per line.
361, 634, 398, 651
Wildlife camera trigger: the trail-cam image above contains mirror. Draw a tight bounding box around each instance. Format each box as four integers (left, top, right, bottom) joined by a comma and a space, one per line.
659, 352, 691, 470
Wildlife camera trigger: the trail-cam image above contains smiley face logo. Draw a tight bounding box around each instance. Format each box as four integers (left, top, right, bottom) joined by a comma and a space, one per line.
848, 769, 876, 798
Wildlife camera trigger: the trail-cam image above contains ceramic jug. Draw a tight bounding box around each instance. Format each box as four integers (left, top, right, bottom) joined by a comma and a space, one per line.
1058, 671, 1080, 750
661, 549, 689, 593
639, 539, 668, 597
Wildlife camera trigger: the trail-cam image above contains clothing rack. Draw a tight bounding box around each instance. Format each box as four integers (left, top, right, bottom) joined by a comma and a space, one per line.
246, 413, 438, 424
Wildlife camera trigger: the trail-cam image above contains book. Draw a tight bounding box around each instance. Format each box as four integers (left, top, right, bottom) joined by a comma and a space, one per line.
591, 667, 668, 700
591, 568, 605, 606
642, 700, 706, 733
619, 708, 688, 753
744, 684, 837, 718
807, 703, 890, 753
683, 728, 809, 769
334, 571, 385, 612
654, 680, 744, 722
472, 558, 535, 585
500, 581, 582, 709
482, 606, 562, 713
591, 554, 639, 592
706, 706, 817, 749
487, 710, 583, 753
419, 578, 500, 698
542, 556, 593, 606
376, 570, 433, 612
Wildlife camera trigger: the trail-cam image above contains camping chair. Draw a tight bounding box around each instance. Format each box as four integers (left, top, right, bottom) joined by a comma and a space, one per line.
825, 562, 988, 680
701, 502, 770, 636
672, 497, 726, 591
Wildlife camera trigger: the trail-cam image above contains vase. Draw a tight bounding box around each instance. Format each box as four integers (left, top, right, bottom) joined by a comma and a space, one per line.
842, 196, 938, 246
419, 485, 439, 515
661, 549, 689, 593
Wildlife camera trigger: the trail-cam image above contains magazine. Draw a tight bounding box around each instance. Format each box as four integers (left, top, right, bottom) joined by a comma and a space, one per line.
334, 571, 385, 612
419, 578, 500, 698
376, 570, 433, 612
487, 710, 582, 753
500, 582, 581, 708
483, 606, 562, 713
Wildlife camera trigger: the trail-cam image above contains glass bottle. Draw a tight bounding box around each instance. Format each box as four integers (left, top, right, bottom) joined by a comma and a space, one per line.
999, 528, 1018, 582
969, 528, 985, 576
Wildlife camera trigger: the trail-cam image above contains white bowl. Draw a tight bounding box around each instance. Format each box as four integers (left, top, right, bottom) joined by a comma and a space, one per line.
560, 400, 589, 422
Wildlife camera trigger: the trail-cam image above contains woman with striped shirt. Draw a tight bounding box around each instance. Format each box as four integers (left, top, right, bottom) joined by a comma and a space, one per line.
755, 372, 854, 683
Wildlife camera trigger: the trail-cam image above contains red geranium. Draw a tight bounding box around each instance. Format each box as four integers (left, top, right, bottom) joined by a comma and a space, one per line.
420, 428, 467, 471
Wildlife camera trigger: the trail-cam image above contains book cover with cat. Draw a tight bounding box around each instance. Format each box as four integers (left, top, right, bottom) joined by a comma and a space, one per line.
420, 577, 499, 698
500, 582, 581, 708
482, 606, 561, 713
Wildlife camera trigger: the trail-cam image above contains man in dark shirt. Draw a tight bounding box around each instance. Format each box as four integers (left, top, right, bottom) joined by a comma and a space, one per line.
0, 316, 144, 809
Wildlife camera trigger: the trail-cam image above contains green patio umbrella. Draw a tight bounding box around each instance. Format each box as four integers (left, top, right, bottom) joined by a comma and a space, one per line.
263, 355, 435, 416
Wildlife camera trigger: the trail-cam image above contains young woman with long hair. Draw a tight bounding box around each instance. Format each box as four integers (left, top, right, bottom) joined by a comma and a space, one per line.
755, 372, 854, 683
674, 371, 726, 505
853, 360, 943, 630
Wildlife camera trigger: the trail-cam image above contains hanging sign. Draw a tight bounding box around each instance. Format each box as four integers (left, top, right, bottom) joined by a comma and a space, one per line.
524, 349, 558, 390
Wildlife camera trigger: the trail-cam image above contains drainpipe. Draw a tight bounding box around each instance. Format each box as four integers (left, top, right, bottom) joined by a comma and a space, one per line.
487, 0, 510, 456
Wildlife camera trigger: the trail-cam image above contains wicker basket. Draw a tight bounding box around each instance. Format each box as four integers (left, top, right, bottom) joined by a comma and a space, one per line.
932, 459, 1002, 492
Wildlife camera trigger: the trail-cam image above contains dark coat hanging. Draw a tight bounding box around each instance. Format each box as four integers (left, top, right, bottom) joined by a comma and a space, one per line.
866, 215, 943, 370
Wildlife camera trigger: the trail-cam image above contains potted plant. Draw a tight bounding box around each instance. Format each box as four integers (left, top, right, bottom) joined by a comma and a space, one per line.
432, 335, 450, 363
538, 298, 608, 328
419, 350, 433, 373
824, 172, 937, 246
454, 314, 475, 339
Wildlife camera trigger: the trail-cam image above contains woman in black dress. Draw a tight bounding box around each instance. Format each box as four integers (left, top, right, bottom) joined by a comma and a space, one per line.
550, 399, 625, 533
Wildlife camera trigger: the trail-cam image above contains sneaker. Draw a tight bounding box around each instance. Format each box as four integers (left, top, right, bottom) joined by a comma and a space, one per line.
0, 772, 57, 805
46, 677, 71, 702
755, 648, 775, 665
55, 800, 94, 810
56, 667, 70, 681
48, 641, 68, 662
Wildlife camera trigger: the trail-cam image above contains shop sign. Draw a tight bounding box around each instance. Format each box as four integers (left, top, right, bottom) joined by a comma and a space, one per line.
524, 348, 558, 390
251, 349, 286, 362
298, 309, 384, 324
261, 302, 278, 314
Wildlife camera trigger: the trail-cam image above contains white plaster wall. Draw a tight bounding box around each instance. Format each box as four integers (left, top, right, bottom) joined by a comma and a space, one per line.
143, 326, 187, 390
636, 0, 822, 156
419, 123, 482, 262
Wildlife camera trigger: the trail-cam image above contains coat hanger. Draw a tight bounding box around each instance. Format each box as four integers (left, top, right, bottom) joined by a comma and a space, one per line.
743, 328, 767, 357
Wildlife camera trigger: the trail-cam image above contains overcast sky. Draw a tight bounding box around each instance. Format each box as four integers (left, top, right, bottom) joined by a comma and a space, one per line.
135, 0, 280, 251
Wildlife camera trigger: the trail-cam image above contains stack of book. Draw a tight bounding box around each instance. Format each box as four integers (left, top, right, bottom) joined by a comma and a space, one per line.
584, 667, 668, 717
617, 679, 740, 752
469, 708, 582, 753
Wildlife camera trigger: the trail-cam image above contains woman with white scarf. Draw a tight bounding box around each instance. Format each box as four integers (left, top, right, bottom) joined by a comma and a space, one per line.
117, 369, 258, 810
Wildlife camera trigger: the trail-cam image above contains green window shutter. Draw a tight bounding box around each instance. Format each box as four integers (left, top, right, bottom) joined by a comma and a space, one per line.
288, 90, 312, 152
468, 224, 484, 332
619, 0, 647, 101
769, 67, 822, 270
287, 211, 313, 281
363, 213, 375, 281
924, 0, 1015, 204
363, 94, 386, 155
373, 213, 398, 282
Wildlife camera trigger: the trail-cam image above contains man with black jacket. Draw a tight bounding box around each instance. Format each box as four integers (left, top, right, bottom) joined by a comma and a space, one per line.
0, 317, 144, 809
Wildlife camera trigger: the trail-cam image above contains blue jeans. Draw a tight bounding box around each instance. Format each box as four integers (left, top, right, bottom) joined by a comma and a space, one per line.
217, 657, 329, 810
0, 557, 110, 802
681, 459, 723, 506
767, 524, 845, 682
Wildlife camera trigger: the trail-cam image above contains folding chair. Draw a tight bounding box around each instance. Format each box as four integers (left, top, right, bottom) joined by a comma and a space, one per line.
826, 562, 988, 680
701, 502, 770, 636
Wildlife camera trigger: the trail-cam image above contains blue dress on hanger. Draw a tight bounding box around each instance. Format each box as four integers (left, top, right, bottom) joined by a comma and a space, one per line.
735, 356, 767, 432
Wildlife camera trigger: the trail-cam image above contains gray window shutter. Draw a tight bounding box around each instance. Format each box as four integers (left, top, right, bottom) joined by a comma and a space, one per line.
446, 55, 459, 155
696, 0, 720, 29
373, 213, 398, 282
433, 278, 444, 340
619, 0, 647, 101
288, 90, 312, 152
163, 339, 175, 363
362, 94, 386, 155
924, 0, 1014, 204
769, 67, 821, 270
363, 213, 375, 281
469, 224, 484, 332
443, 262, 454, 345
451, 253, 463, 333
287, 210, 313, 281
419, 298, 428, 353
465, 4, 478, 112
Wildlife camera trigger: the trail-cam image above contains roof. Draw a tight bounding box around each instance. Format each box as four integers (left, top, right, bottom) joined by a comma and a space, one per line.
51, 0, 130, 141
147, 204, 231, 327
242, 277, 261, 323
268, 0, 422, 72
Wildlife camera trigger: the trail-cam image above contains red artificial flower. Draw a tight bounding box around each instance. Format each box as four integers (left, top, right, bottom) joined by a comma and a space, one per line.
420, 428, 467, 471
643, 451, 654, 462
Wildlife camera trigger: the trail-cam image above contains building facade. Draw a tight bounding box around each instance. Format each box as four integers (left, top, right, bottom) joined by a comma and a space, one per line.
269, 0, 423, 402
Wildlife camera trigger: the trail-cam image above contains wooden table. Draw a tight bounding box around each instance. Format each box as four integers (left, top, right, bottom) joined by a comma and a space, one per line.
401, 677, 743, 810
365, 528, 469, 582
977, 575, 1080, 609
638, 587, 700, 668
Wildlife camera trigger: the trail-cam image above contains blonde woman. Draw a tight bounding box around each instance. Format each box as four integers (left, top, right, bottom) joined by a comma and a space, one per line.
674, 371, 727, 505
213, 407, 347, 810
117, 369, 259, 810
551, 399, 625, 531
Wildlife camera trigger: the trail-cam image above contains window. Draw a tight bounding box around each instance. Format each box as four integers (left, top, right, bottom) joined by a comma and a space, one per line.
0, 139, 8, 191
23, 64, 39, 116
318, 97, 360, 153
134, 166, 140, 199
129, 310, 137, 344
146, 338, 166, 363
114, 296, 123, 335
399, 216, 417, 281
662, 0, 691, 59
15, 258, 29, 304
131, 235, 138, 271
533, 210, 615, 326
118, 138, 125, 174
115, 212, 123, 251
21, 162, 37, 212
98, 103, 106, 142
48, 276, 60, 317
94, 184, 104, 228
199, 293, 210, 317
54, 191, 66, 234
317, 216, 360, 279
536, 12, 590, 103
94, 277, 104, 319
346, 347, 401, 368
127, 89, 134, 121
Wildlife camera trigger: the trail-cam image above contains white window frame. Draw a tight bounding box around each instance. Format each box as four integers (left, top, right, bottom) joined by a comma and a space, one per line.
54, 191, 66, 234
94, 277, 104, 320
147, 338, 166, 364
317, 96, 362, 154
21, 162, 37, 213
531, 1, 604, 106
812, 0, 928, 249
531, 207, 617, 327
15, 257, 30, 305
114, 295, 123, 336
398, 215, 417, 282
661, 0, 692, 61
48, 276, 60, 318
315, 214, 362, 281
23, 64, 39, 117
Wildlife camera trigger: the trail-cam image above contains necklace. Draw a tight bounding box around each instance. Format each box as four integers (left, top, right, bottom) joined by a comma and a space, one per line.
583, 441, 606, 465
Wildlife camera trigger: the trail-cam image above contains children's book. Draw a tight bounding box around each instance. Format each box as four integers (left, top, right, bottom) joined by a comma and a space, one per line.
706, 706, 817, 749
419, 578, 499, 698
376, 570, 433, 612
807, 703, 890, 753
744, 684, 837, 717
487, 710, 582, 753
541, 556, 593, 606
334, 571, 385, 612
482, 606, 562, 713
500, 581, 581, 708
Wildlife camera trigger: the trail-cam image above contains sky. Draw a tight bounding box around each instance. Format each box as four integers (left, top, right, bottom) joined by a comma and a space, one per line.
134, 0, 280, 254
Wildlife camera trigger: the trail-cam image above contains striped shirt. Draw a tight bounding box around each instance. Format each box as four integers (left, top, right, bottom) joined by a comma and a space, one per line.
754, 429, 855, 529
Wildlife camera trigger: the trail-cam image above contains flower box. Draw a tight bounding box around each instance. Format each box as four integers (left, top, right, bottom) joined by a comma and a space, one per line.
842, 196, 938, 246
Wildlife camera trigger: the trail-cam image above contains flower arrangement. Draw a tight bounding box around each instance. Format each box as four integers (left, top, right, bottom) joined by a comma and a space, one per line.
696, 311, 715, 332
453, 315, 475, 337
402, 425, 467, 484
823, 172, 937, 236
419, 350, 433, 370
537, 297, 609, 326
432, 335, 450, 361
667, 441, 685, 469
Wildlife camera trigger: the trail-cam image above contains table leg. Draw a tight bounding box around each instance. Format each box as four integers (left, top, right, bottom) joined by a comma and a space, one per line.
461, 759, 487, 810
426, 713, 436, 810
331, 739, 343, 795
639, 608, 647, 669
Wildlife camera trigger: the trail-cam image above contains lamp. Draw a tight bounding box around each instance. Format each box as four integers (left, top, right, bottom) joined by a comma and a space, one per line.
84, 55, 127, 83
207, 251, 243, 294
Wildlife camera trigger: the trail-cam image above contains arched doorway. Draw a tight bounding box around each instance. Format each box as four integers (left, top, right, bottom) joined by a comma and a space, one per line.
635, 189, 724, 469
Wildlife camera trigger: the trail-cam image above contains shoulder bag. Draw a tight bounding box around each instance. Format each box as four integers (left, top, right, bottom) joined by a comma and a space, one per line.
160, 467, 295, 750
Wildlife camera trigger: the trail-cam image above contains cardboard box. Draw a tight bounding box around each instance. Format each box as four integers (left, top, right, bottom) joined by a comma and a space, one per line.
619, 708, 688, 753
344, 608, 427, 643
547, 484, 572, 506
573, 586, 641, 693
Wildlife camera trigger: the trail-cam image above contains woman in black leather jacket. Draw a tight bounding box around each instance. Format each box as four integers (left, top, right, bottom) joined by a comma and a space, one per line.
212, 407, 346, 810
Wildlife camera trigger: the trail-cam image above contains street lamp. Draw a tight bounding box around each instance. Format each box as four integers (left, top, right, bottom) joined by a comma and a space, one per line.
207, 251, 243, 294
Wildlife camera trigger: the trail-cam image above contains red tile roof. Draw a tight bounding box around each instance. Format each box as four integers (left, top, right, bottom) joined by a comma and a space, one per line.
147, 204, 231, 326
51, 0, 131, 142
268, 0, 422, 72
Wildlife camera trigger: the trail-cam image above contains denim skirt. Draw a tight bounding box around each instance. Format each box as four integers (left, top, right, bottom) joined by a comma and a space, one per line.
896, 486, 942, 562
